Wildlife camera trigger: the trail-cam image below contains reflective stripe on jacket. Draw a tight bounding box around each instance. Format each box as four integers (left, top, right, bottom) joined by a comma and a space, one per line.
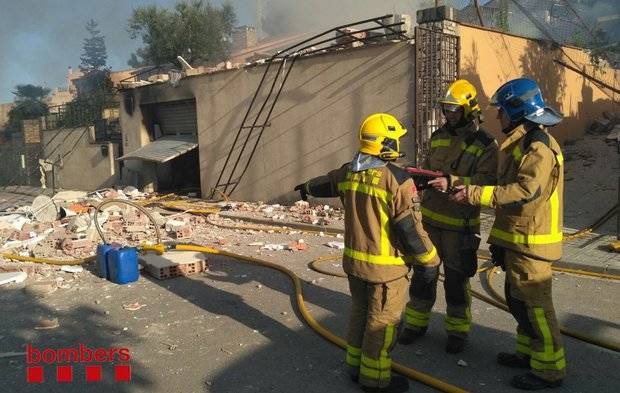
467, 124, 564, 261
422, 123, 498, 232
305, 162, 438, 283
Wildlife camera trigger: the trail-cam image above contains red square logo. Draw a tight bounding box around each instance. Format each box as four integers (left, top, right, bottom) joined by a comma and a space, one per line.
26, 366, 44, 383
86, 365, 102, 382
115, 364, 131, 382
56, 365, 73, 383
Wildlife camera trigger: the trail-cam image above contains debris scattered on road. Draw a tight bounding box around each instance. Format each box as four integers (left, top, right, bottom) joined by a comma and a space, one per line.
0, 271, 27, 285
60, 265, 83, 274
326, 241, 345, 250
34, 317, 59, 330
123, 301, 147, 311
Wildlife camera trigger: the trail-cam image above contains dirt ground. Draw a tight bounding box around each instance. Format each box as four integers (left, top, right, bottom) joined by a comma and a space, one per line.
562, 134, 618, 234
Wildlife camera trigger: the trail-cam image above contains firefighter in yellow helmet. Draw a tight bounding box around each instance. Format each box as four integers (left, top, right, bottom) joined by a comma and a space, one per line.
451, 78, 565, 390
294, 113, 439, 393
400, 79, 498, 353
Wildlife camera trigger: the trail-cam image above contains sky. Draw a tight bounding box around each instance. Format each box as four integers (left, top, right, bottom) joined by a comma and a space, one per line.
0, 0, 256, 102
0, 0, 444, 103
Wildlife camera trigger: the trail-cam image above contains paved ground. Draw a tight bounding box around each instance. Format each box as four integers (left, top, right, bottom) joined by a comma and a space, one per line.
0, 222, 618, 393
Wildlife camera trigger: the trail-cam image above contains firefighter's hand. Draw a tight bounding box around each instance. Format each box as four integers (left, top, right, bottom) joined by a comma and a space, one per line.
449, 186, 468, 204
294, 183, 308, 201
428, 177, 449, 192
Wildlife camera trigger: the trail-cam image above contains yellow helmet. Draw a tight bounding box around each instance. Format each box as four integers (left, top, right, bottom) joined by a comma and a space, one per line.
359, 113, 407, 161
438, 79, 481, 120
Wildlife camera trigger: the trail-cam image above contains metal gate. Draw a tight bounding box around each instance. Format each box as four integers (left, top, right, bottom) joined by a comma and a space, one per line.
414, 27, 460, 165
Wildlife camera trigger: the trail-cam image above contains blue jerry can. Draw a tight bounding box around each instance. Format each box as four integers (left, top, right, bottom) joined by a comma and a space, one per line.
107, 247, 139, 285
96, 244, 114, 279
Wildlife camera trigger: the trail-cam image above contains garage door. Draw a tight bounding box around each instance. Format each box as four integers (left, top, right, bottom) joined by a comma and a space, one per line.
155, 99, 197, 136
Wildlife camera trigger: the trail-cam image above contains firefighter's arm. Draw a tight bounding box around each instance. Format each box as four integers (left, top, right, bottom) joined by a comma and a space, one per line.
465, 142, 554, 208
451, 140, 499, 187
294, 166, 347, 200
391, 179, 439, 265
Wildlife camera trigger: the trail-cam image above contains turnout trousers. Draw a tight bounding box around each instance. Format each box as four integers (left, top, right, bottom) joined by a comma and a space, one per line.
505, 249, 566, 381
404, 224, 478, 338
345, 275, 409, 388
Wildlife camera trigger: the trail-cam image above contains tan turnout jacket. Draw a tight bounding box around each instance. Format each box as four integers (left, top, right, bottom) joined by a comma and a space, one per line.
466, 124, 564, 261
304, 162, 439, 283
421, 122, 498, 233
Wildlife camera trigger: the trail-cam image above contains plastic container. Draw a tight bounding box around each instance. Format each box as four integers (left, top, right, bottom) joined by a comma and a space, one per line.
96, 244, 114, 279
107, 247, 139, 285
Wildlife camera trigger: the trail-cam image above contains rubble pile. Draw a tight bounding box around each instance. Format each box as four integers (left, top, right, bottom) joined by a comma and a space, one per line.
218, 200, 344, 226
587, 111, 620, 141
0, 189, 345, 286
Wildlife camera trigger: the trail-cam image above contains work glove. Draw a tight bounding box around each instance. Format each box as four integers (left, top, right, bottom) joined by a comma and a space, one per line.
489, 244, 506, 271
294, 183, 308, 201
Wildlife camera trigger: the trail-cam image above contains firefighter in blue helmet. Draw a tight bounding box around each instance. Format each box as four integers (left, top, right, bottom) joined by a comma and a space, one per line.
451, 78, 566, 390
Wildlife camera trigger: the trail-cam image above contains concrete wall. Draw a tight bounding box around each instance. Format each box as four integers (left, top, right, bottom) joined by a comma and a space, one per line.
120, 42, 416, 201
459, 23, 619, 142
41, 127, 120, 191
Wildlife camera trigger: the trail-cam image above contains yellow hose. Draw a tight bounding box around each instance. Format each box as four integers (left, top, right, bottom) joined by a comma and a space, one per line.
484, 266, 620, 352
173, 243, 468, 393
311, 256, 620, 352
0, 253, 94, 265
563, 203, 618, 240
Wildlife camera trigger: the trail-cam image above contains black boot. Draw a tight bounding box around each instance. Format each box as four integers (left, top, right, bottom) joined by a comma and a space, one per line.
398, 327, 427, 345
511, 373, 563, 390
445, 335, 466, 354
497, 352, 531, 368
361, 376, 409, 393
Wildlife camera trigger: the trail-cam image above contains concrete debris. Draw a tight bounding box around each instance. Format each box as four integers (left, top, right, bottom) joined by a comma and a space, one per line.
0, 271, 28, 285
588, 115, 618, 135
122, 301, 147, 311
52, 190, 88, 203
34, 317, 59, 330
288, 239, 307, 251
24, 281, 57, 297
262, 244, 286, 251
60, 265, 83, 274
67, 215, 91, 233
606, 125, 620, 141
326, 242, 345, 250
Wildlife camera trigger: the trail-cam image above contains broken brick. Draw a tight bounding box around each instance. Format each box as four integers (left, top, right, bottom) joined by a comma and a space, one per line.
106, 220, 124, 235
60, 238, 93, 252
125, 225, 146, 233
172, 225, 192, 239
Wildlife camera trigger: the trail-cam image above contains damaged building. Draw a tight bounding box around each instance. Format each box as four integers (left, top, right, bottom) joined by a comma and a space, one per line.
111, 9, 616, 201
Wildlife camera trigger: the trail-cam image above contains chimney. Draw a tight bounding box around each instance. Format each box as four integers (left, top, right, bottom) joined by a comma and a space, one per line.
232, 26, 257, 52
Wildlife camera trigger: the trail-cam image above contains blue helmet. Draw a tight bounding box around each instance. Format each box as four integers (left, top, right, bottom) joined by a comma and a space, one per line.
490, 78, 563, 126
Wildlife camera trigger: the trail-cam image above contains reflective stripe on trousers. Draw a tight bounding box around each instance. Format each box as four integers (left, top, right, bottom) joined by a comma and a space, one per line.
359, 325, 395, 388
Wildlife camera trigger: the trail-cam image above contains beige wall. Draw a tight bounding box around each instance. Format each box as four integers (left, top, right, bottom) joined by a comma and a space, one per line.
120, 42, 416, 201
0, 102, 14, 130
41, 127, 119, 191
459, 24, 619, 143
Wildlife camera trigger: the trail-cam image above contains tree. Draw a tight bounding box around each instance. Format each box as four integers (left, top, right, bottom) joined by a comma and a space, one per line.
80, 19, 108, 73
127, 0, 237, 67
5, 84, 50, 135
74, 18, 113, 112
